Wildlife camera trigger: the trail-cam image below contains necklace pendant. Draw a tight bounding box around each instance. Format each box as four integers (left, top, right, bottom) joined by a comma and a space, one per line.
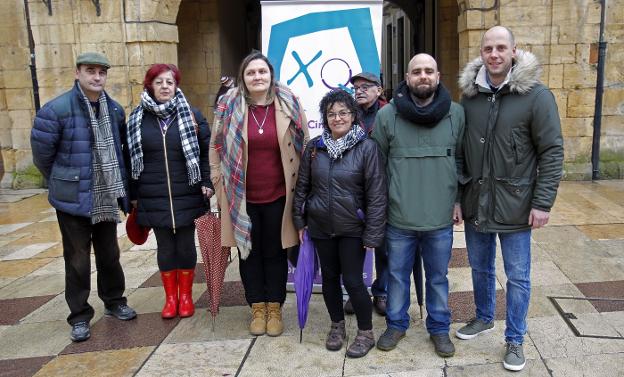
258, 128, 264, 134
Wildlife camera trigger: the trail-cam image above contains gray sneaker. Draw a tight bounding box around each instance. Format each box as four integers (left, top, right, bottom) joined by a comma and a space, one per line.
503, 342, 526, 371
376, 327, 405, 351
455, 318, 494, 340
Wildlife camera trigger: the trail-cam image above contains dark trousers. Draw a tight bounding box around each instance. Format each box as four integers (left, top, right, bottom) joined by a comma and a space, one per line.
56, 210, 127, 325
314, 236, 373, 331
153, 225, 197, 271
240, 196, 288, 305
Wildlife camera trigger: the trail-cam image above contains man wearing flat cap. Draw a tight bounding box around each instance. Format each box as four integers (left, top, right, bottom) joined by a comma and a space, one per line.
342, 71, 389, 317
350, 72, 387, 134
31, 52, 136, 342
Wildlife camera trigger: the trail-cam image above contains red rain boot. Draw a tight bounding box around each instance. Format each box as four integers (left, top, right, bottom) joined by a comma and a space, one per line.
160, 270, 178, 319
178, 269, 195, 317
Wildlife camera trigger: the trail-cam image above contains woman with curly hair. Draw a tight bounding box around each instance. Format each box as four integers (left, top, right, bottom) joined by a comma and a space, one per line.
293, 89, 387, 357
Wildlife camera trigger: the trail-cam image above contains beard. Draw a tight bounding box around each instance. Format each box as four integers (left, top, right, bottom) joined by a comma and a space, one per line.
410, 82, 438, 100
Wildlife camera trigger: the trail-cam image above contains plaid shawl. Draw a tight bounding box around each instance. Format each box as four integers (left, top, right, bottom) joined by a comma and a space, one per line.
77, 84, 126, 224
213, 82, 305, 259
127, 89, 201, 185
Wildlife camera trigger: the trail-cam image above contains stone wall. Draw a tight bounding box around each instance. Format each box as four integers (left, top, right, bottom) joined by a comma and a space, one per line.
457, 0, 624, 179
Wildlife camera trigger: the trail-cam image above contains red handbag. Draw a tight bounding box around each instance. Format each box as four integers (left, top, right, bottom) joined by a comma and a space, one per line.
126, 208, 150, 245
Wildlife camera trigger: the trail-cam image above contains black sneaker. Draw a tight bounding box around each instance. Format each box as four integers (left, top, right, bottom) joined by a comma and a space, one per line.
104, 303, 137, 321
343, 298, 355, 315
430, 333, 455, 357
376, 327, 405, 351
70, 321, 90, 342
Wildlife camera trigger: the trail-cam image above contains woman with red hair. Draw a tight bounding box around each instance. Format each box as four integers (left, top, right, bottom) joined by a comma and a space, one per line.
126, 64, 213, 319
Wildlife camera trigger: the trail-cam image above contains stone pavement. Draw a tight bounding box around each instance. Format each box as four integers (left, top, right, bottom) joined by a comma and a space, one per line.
0, 181, 623, 377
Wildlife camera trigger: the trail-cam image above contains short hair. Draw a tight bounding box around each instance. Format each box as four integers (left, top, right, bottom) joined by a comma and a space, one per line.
237, 51, 275, 98
143, 64, 181, 95
318, 89, 361, 131
481, 26, 516, 47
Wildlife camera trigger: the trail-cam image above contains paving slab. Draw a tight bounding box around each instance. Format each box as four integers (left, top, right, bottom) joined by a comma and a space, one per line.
34, 347, 153, 377
0, 258, 53, 278
527, 315, 624, 359
0, 320, 70, 360
164, 306, 252, 344
544, 353, 624, 377
20, 291, 108, 324
239, 334, 346, 377
137, 339, 249, 377
528, 284, 597, 319
0, 355, 54, 377
446, 359, 550, 376
0, 273, 65, 299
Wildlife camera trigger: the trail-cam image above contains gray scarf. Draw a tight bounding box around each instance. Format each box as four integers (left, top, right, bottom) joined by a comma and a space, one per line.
77, 84, 126, 224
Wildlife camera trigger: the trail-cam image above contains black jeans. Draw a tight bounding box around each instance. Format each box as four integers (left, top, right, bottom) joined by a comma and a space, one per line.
56, 210, 127, 325
240, 196, 288, 305
153, 225, 197, 271
313, 236, 372, 330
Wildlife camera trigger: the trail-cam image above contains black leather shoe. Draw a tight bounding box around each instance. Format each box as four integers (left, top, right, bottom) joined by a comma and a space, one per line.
373, 296, 387, 316
376, 327, 405, 351
104, 303, 137, 321
430, 333, 455, 357
70, 321, 90, 342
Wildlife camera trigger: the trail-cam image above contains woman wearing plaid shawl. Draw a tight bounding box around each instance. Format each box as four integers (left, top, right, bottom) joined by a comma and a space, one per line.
127, 64, 214, 319
210, 52, 309, 337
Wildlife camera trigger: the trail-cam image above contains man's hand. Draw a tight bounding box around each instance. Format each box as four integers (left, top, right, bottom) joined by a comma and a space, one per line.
201, 186, 214, 199
528, 208, 550, 229
131, 200, 138, 209
453, 203, 463, 225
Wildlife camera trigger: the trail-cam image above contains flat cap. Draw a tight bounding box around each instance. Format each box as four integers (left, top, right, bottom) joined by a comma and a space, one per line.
76, 52, 110, 68
349, 72, 381, 86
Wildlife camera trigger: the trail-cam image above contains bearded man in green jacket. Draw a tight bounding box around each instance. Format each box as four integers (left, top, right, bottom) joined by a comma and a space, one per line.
455, 26, 564, 371
372, 53, 465, 358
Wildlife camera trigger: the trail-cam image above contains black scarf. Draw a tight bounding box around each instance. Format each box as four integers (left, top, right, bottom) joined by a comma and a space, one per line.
393, 80, 451, 127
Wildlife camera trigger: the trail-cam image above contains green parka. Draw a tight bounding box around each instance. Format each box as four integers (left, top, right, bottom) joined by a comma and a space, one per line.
458, 50, 564, 233
372, 94, 465, 231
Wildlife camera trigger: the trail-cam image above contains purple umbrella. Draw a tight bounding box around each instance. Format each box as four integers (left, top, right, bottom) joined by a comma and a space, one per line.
294, 229, 318, 343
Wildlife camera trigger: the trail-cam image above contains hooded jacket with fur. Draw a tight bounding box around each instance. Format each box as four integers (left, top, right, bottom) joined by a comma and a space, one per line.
458, 50, 564, 233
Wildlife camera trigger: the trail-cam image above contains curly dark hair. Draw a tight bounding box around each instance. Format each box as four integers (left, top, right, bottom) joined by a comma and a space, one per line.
318, 89, 361, 131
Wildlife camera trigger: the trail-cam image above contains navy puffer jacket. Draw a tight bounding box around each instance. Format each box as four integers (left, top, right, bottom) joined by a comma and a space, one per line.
130, 108, 212, 229
31, 81, 130, 217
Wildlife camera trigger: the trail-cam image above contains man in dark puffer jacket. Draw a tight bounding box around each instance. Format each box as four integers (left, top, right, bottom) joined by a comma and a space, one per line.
31, 52, 136, 343
455, 26, 563, 372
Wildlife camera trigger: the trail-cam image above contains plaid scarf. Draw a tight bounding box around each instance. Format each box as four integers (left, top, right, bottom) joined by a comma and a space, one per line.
127, 88, 201, 185
213, 81, 306, 259
77, 84, 126, 224
321, 124, 366, 160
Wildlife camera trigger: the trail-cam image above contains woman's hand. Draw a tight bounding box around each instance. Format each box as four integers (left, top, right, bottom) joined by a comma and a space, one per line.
201, 186, 214, 199
298, 228, 306, 244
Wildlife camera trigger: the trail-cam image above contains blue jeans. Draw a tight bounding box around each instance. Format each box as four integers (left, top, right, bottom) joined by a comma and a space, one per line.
371, 240, 388, 297
465, 223, 531, 344
385, 224, 453, 334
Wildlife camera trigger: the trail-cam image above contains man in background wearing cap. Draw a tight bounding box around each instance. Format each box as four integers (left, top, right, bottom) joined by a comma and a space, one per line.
342, 72, 389, 317
351, 72, 387, 134
371, 54, 464, 358
31, 52, 136, 343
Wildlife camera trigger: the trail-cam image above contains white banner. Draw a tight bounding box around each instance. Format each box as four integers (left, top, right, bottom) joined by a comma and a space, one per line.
261, 0, 383, 137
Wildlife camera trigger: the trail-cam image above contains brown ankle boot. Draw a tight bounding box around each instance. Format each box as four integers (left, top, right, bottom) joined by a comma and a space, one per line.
325, 320, 346, 351
346, 329, 375, 358
249, 303, 266, 336
266, 302, 284, 337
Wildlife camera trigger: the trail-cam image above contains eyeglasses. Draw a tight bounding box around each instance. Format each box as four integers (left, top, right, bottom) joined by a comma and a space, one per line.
353, 84, 376, 92
327, 111, 352, 120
